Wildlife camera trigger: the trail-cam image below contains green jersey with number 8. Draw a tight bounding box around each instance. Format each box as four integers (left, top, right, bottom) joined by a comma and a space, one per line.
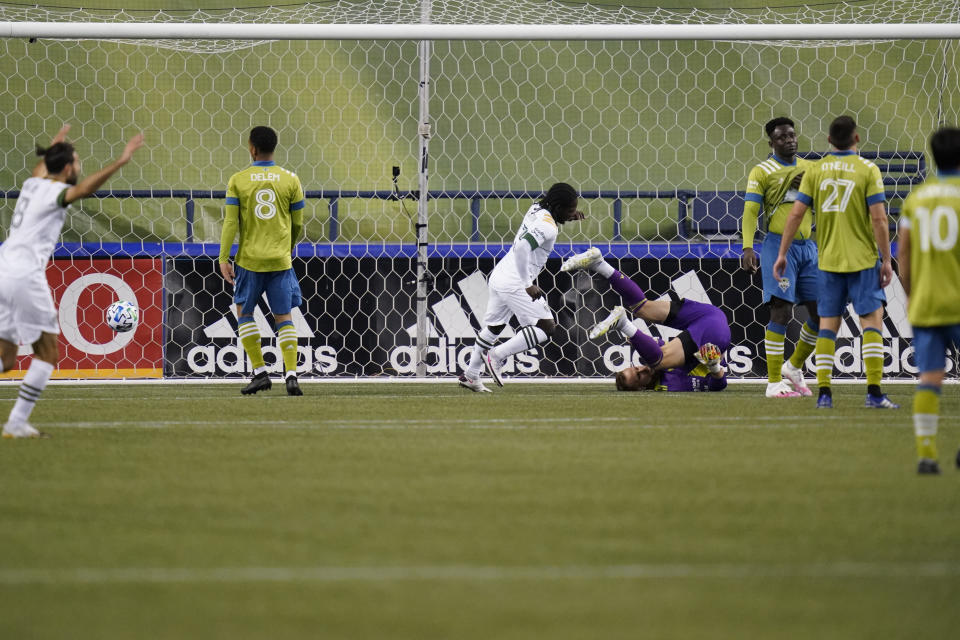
899, 175, 960, 326
796, 150, 886, 272
219, 160, 305, 272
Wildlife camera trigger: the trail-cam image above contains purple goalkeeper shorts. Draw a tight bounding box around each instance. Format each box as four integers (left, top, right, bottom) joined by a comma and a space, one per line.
667, 299, 732, 352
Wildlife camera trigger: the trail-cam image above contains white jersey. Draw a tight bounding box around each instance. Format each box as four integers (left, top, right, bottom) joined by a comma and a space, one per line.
488, 204, 559, 290
0, 177, 70, 276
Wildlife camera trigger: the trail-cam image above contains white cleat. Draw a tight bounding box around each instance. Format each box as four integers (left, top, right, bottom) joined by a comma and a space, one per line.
781, 360, 813, 397
765, 381, 801, 398
458, 375, 492, 393
484, 352, 505, 388
2, 421, 48, 439
588, 306, 626, 340
560, 247, 602, 272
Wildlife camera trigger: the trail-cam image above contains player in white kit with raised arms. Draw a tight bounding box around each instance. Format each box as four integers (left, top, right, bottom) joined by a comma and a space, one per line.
0, 125, 144, 438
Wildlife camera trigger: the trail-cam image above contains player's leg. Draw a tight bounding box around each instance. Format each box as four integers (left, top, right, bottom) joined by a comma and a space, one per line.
778, 239, 818, 396
765, 298, 800, 398
854, 263, 897, 408
589, 306, 666, 368
758, 233, 798, 397
3, 332, 57, 439
461, 326, 500, 392
485, 295, 553, 386
910, 327, 947, 474
0, 338, 17, 373
233, 267, 271, 395
814, 270, 850, 408
266, 268, 303, 396
560, 248, 673, 321
782, 300, 818, 397
461, 287, 510, 391
3, 278, 58, 438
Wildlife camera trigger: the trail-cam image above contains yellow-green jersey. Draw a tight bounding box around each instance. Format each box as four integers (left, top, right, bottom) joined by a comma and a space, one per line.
796, 150, 886, 272
219, 160, 305, 272
742, 155, 815, 247
899, 173, 960, 327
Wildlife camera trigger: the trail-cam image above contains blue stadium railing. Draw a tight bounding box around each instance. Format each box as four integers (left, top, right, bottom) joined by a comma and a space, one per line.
0, 150, 925, 259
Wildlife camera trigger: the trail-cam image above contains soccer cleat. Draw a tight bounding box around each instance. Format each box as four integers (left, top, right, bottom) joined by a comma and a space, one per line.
781, 360, 813, 396
484, 352, 505, 388
285, 375, 303, 396
560, 247, 602, 272
588, 306, 626, 340
816, 393, 833, 409
241, 371, 272, 395
458, 375, 492, 393
2, 421, 49, 439
917, 458, 941, 475
864, 393, 899, 409
765, 381, 801, 398
956, 447, 960, 470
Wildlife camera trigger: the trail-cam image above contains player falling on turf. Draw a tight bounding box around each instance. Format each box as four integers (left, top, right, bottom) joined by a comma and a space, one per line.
219, 126, 306, 396
897, 127, 960, 475
0, 125, 144, 438
459, 182, 585, 391
774, 115, 897, 409
561, 248, 730, 392
741, 117, 819, 399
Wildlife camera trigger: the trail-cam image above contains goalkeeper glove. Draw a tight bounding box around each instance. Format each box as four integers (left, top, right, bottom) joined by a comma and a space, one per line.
696, 343, 724, 375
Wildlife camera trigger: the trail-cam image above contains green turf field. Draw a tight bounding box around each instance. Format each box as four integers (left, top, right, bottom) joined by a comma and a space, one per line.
1, 382, 958, 638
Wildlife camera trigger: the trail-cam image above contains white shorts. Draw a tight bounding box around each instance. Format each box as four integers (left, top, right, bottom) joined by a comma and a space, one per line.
0, 269, 60, 346
482, 286, 553, 327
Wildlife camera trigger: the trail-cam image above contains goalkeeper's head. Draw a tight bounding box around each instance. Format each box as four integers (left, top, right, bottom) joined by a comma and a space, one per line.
539, 182, 584, 224
614, 365, 656, 392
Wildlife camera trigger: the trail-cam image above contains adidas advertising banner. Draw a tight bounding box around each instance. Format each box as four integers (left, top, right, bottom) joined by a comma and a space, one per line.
1, 258, 164, 380
164, 256, 929, 380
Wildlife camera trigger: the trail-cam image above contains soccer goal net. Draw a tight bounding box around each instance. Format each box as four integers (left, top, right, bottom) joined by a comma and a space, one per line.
0, 0, 957, 381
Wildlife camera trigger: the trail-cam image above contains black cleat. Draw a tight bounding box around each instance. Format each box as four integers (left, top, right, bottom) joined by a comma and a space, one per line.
285, 376, 303, 396
241, 371, 272, 395
917, 459, 941, 475
956, 448, 960, 470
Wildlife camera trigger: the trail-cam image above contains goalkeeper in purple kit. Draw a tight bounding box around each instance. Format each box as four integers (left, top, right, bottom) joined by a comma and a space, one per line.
562, 247, 730, 392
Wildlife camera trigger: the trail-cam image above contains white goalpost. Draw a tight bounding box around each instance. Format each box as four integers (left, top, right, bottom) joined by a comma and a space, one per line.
0, 0, 958, 382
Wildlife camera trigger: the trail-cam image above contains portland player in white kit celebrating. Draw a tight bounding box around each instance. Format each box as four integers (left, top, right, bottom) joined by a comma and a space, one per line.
0, 125, 144, 438
459, 182, 585, 391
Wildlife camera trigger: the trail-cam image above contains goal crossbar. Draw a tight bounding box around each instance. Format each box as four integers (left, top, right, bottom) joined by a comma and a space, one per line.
3, 22, 960, 41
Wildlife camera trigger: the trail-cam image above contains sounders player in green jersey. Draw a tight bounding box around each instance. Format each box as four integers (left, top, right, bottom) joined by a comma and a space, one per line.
898, 127, 960, 475
741, 117, 819, 400
774, 115, 898, 409
219, 126, 306, 396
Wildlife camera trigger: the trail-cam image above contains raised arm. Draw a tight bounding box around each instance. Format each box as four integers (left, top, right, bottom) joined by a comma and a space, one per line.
32, 124, 72, 178
62, 133, 144, 205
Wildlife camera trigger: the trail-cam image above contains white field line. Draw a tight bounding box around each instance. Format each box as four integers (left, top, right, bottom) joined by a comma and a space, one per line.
0, 562, 957, 586
34, 414, 910, 431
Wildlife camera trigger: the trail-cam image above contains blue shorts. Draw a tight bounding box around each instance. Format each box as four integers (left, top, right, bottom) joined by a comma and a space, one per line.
233, 266, 302, 316
817, 262, 886, 317
760, 233, 818, 305
912, 325, 960, 373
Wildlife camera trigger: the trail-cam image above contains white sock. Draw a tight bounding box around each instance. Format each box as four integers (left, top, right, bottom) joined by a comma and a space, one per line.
490, 326, 548, 361
594, 259, 615, 279
619, 317, 638, 338
466, 327, 499, 378
8, 359, 54, 424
